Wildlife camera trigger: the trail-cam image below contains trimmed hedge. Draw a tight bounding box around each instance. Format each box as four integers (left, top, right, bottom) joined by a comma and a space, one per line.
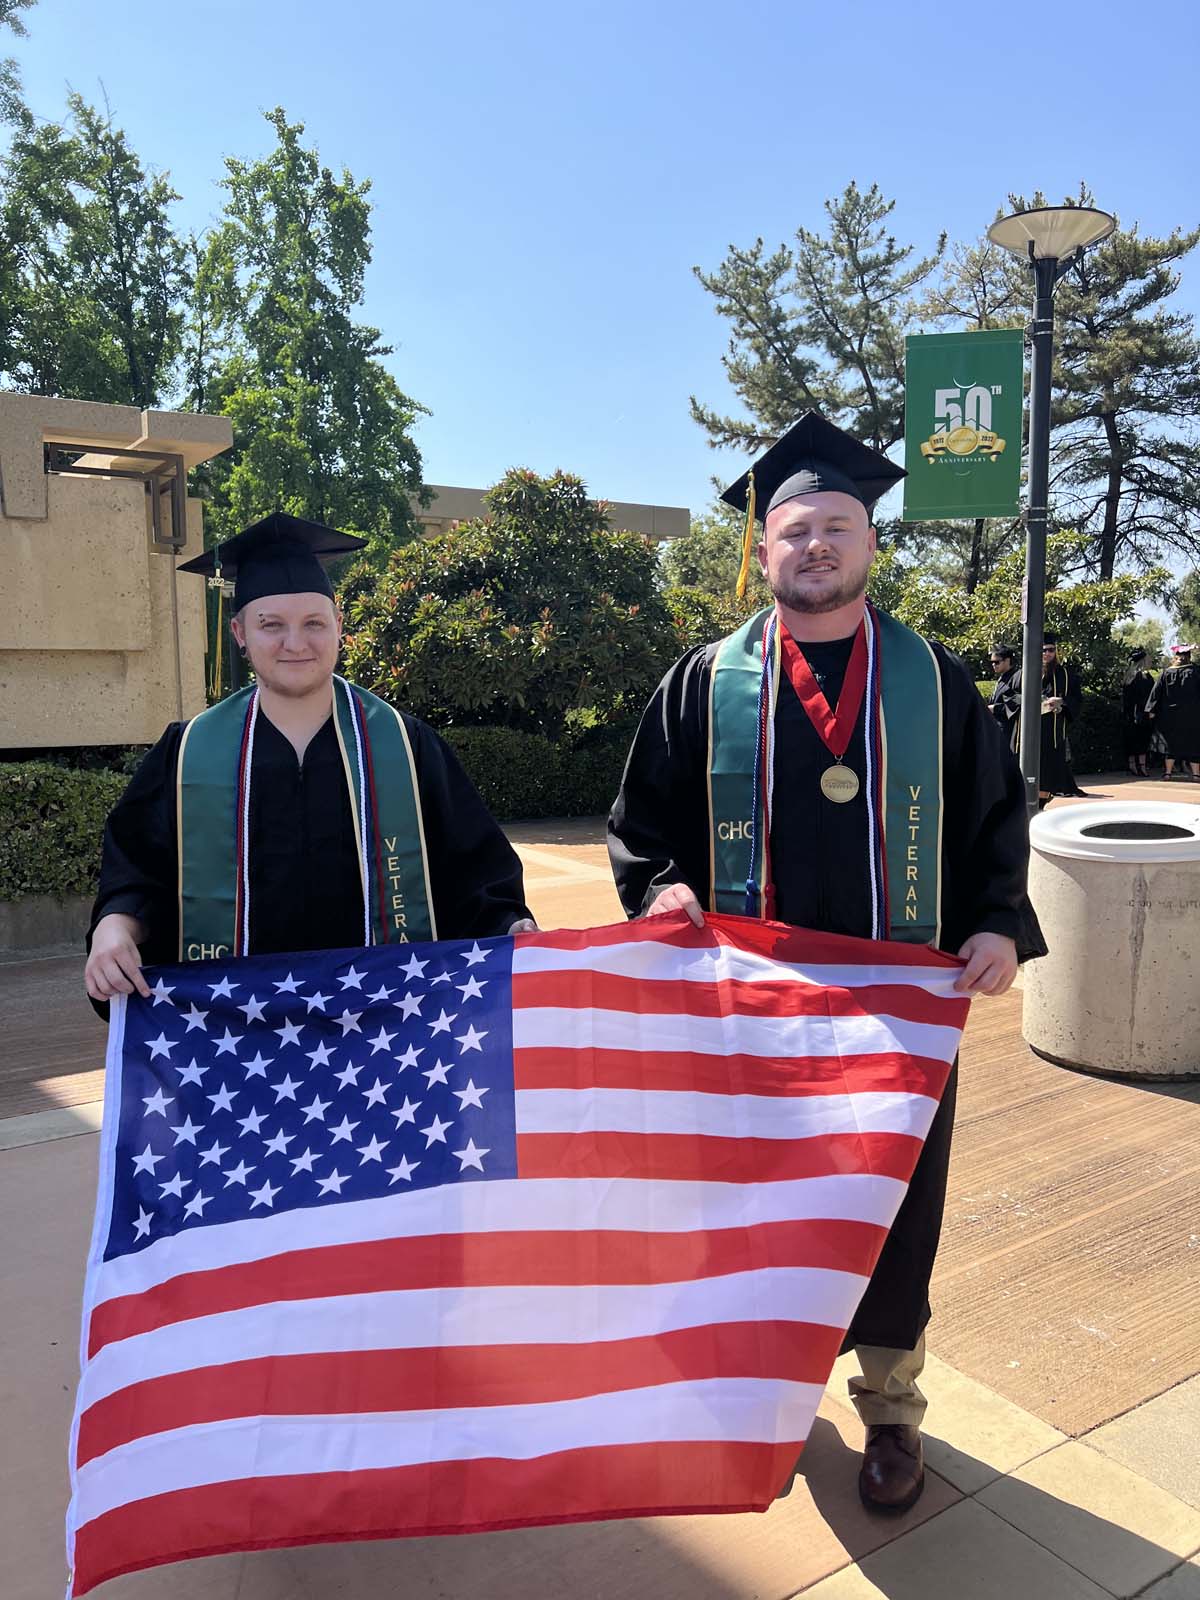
0, 761, 127, 902
443, 726, 627, 821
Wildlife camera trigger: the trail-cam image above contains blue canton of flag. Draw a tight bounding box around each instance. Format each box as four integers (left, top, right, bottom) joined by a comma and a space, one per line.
106, 938, 517, 1260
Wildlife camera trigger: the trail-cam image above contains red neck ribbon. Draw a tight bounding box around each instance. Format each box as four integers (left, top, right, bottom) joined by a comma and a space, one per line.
777, 616, 869, 762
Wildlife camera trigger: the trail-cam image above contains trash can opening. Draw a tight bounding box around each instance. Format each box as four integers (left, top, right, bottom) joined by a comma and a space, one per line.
1079, 821, 1195, 841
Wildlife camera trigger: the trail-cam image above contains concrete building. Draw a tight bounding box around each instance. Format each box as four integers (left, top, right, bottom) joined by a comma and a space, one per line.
416, 484, 689, 542
0, 394, 232, 749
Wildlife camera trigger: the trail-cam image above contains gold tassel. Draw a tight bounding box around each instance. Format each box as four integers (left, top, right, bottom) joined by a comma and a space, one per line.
209, 579, 224, 701
735, 470, 756, 599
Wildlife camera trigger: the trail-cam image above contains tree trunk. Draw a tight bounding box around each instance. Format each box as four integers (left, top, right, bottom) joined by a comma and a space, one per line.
1099, 410, 1123, 580
965, 518, 985, 593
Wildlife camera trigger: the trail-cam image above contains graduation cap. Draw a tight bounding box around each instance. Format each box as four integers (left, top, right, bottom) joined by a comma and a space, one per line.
991, 643, 1017, 659
1043, 631, 1060, 646
721, 412, 906, 525
177, 512, 367, 610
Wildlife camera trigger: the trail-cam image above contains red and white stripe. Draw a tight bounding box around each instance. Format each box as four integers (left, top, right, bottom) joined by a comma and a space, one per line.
67, 912, 967, 1596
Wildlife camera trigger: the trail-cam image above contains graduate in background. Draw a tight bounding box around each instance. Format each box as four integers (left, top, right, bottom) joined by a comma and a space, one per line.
988, 644, 1019, 731
608, 413, 1044, 1517
1121, 648, 1155, 778
85, 514, 534, 1011
1146, 643, 1200, 780
1011, 632, 1085, 803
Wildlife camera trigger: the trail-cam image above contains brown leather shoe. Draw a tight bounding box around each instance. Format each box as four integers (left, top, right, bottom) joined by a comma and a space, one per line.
858, 1424, 925, 1513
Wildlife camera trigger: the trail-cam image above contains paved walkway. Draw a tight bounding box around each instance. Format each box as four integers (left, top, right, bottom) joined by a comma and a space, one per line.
3, 775, 1198, 1598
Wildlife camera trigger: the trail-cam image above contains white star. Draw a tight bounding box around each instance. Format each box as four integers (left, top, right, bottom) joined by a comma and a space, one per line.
400, 952, 428, 980
273, 972, 304, 994
368, 1025, 396, 1054
334, 1060, 363, 1090
248, 1179, 281, 1210
148, 977, 175, 1006
208, 975, 239, 999
387, 1155, 421, 1184
133, 1206, 153, 1238
170, 1115, 204, 1147
305, 1040, 335, 1069
457, 976, 487, 1001
213, 1027, 243, 1057
132, 1143, 163, 1175
395, 1044, 423, 1071
423, 1058, 452, 1088
207, 1082, 237, 1114
357, 1134, 389, 1164
177, 1057, 207, 1087
362, 1077, 389, 1108
429, 1009, 457, 1036
290, 1147, 320, 1174
301, 1094, 330, 1123
453, 1078, 489, 1110
337, 1009, 363, 1036
146, 1031, 177, 1061
237, 994, 268, 1024
183, 1190, 212, 1219
271, 1073, 302, 1102
329, 1114, 360, 1144
263, 1127, 295, 1156
397, 992, 423, 1020
158, 1170, 191, 1199
337, 964, 366, 990
305, 990, 331, 1014
242, 1051, 273, 1079
223, 1159, 255, 1186
391, 1096, 421, 1127
456, 1024, 487, 1054
462, 941, 488, 967
142, 1086, 173, 1118
431, 971, 452, 985
181, 1003, 209, 1032
198, 1138, 229, 1166
421, 1113, 453, 1147
274, 1019, 304, 1049
367, 982, 394, 1003
316, 1169, 348, 1195
237, 1107, 268, 1136
453, 1138, 489, 1172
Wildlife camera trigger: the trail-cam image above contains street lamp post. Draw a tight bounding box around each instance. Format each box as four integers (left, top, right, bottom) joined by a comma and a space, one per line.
987, 205, 1115, 816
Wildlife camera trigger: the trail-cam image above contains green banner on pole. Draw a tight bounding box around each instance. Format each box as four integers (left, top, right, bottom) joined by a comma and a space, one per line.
902, 328, 1024, 521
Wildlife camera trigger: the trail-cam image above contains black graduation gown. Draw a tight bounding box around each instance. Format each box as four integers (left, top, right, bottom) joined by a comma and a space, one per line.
608, 628, 1046, 1352
1146, 664, 1200, 760
1010, 662, 1084, 795
1122, 671, 1155, 760
89, 709, 531, 1014
988, 669, 1018, 731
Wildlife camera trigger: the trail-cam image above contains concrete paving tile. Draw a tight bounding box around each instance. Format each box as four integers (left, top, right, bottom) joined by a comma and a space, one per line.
978, 1440, 1200, 1597
1087, 1375, 1200, 1510
1140, 1556, 1200, 1599
0, 1097, 104, 1149
827, 1348, 1065, 1493
797, 1497, 1113, 1599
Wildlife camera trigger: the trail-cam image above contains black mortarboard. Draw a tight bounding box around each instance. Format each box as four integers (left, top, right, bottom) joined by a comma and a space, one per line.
991, 643, 1016, 658
1130, 647, 1147, 661
1043, 631, 1059, 646
721, 411, 907, 524
177, 512, 367, 610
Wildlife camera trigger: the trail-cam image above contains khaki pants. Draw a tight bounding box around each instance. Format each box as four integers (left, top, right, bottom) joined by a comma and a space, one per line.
846, 1334, 927, 1427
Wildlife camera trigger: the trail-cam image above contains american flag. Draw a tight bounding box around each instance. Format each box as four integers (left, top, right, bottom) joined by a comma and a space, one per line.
66, 912, 968, 1596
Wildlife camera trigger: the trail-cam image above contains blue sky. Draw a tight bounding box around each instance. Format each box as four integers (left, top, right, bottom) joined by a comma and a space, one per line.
13, 0, 1200, 523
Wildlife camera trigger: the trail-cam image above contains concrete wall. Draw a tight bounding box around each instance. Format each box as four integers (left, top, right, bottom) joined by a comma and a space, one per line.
417, 484, 689, 542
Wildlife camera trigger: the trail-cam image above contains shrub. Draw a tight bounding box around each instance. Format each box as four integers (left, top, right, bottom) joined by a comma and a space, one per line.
444, 725, 628, 820
0, 762, 127, 902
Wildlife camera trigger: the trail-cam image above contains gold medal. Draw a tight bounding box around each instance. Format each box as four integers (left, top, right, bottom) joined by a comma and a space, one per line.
819, 762, 860, 804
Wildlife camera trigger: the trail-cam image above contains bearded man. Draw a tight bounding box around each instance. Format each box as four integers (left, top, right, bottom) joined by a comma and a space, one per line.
608, 413, 1043, 1515
85, 513, 533, 1010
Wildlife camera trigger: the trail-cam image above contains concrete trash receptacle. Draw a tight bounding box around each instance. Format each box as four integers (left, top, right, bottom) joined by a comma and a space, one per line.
1024, 799, 1200, 1080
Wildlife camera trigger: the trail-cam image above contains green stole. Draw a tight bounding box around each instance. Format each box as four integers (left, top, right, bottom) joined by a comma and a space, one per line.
706, 606, 944, 944
176, 679, 435, 960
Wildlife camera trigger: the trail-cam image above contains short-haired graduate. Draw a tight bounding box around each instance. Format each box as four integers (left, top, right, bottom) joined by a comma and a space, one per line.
86, 513, 534, 1009
608, 413, 1045, 1514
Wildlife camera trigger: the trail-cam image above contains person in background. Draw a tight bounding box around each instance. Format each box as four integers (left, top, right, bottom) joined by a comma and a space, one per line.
1011, 632, 1085, 805
1146, 644, 1200, 781
1121, 649, 1155, 778
988, 645, 1018, 732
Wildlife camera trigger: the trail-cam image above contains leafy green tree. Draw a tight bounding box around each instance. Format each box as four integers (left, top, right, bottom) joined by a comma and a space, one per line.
1010, 185, 1200, 579
342, 468, 679, 737
0, 94, 187, 405
691, 182, 944, 454
1171, 570, 1200, 646
1114, 615, 1166, 664
659, 500, 768, 605
192, 109, 425, 555
0, 0, 34, 129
